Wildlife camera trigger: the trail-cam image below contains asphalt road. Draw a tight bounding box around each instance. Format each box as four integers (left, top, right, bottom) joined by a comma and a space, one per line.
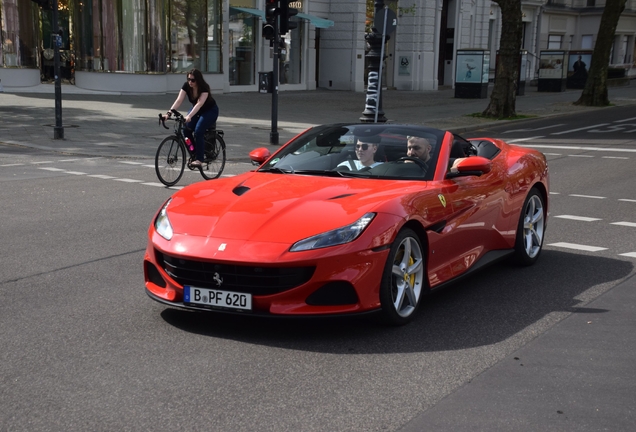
1, 107, 635, 431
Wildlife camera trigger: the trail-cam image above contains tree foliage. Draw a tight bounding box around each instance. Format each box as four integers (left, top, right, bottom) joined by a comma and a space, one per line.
482, 0, 522, 119
575, 0, 627, 106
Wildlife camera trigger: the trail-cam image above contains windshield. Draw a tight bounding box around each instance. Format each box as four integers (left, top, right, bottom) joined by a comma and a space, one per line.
258, 124, 445, 180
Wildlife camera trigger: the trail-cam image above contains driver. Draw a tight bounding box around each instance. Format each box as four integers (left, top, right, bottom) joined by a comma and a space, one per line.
406, 136, 432, 163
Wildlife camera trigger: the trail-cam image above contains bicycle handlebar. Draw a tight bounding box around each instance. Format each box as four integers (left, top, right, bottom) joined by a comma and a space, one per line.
158, 109, 185, 129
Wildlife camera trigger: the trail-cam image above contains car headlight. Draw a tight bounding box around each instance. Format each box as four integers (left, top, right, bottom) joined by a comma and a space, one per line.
290, 213, 376, 252
155, 199, 173, 240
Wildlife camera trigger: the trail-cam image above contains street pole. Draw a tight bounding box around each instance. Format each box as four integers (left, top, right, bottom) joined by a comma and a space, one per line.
270, 17, 280, 145
360, 0, 387, 123
52, 0, 64, 139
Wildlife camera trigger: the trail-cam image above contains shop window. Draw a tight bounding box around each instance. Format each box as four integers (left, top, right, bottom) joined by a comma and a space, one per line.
0, 0, 40, 68
280, 18, 302, 85
229, 3, 256, 85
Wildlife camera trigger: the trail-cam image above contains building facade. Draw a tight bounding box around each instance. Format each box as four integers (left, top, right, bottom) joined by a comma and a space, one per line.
1, 0, 634, 93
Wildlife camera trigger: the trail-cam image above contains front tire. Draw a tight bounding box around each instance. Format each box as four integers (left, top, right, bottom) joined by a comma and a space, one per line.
379, 228, 426, 325
512, 187, 546, 266
155, 136, 185, 186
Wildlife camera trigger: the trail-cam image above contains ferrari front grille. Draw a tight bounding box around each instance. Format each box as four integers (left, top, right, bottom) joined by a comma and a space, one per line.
155, 250, 315, 296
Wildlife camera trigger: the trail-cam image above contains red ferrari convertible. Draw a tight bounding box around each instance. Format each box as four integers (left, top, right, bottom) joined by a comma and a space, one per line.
144, 124, 549, 325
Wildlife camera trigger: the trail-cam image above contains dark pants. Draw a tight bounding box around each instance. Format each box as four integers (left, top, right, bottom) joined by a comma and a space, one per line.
184, 105, 219, 161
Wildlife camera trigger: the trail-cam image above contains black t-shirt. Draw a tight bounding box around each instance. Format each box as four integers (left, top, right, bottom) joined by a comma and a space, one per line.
181, 82, 217, 113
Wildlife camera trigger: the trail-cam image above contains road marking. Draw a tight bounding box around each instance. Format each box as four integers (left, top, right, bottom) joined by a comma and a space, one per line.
548, 242, 608, 252
602, 156, 629, 159
504, 124, 564, 133
619, 199, 636, 203
568, 154, 594, 158
38, 167, 66, 172
551, 123, 610, 135
506, 136, 544, 143
30, 161, 54, 164
58, 158, 82, 162
569, 194, 606, 199
554, 215, 602, 222
88, 174, 116, 179
119, 161, 144, 165
113, 178, 144, 183
142, 164, 155, 168
549, 192, 560, 195
615, 117, 636, 123
65, 171, 87, 175
0, 163, 25, 167
515, 144, 636, 153
141, 182, 168, 187
619, 252, 636, 258
611, 221, 636, 228
543, 153, 562, 156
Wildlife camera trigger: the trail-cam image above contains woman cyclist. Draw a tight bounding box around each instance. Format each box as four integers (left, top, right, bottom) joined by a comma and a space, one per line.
163, 69, 219, 167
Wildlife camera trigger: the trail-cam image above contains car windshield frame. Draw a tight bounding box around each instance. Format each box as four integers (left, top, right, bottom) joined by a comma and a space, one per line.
257, 124, 445, 181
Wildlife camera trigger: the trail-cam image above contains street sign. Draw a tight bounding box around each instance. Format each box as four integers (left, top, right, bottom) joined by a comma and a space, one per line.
374, 7, 397, 35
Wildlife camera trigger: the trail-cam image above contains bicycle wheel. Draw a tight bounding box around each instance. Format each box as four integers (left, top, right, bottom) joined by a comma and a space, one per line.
200, 132, 226, 180
155, 136, 186, 186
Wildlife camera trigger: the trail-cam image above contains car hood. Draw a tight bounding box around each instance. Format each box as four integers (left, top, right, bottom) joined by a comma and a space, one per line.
165, 172, 424, 243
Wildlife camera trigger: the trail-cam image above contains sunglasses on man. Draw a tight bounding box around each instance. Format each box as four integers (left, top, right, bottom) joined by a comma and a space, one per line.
356, 143, 373, 150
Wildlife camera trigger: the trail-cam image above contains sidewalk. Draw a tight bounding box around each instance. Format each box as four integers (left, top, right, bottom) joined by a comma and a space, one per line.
1, 83, 635, 161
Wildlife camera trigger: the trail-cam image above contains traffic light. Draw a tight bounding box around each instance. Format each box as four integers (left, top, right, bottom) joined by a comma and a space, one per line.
262, 0, 278, 40
279, 0, 298, 35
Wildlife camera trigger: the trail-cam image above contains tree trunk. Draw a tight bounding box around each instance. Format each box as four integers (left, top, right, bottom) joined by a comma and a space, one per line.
482, 0, 522, 119
575, 0, 627, 106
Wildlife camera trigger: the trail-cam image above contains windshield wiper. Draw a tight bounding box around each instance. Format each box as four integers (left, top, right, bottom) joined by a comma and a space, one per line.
262, 167, 294, 174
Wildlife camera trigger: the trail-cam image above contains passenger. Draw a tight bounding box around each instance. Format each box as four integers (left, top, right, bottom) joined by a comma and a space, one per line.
338, 136, 383, 170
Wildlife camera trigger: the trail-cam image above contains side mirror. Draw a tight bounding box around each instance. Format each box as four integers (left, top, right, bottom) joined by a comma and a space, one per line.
446, 156, 492, 178
249, 147, 271, 166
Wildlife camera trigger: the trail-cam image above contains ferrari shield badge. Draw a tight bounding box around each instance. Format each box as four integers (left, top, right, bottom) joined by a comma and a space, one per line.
438, 194, 447, 208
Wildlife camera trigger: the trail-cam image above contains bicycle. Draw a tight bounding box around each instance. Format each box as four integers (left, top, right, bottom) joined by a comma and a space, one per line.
156, 109, 226, 186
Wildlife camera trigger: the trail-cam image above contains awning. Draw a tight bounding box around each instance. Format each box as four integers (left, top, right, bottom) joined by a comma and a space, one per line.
228, 8, 334, 29
296, 13, 334, 29
230, 7, 265, 19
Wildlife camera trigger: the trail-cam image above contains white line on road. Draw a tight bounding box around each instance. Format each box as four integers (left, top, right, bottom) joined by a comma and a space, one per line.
569, 194, 606, 199
619, 252, 636, 258
65, 171, 87, 175
88, 174, 116, 179
30, 161, 54, 164
0, 163, 24, 167
38, 167, 66, 172
549, 192, 560, 195
514, 144, 636, 153
141, 182, 167, 187
554, 215, 602, 222
503, 124, 565, 133
611, 222, 636, 228
614, 117, 636, 123
543, 153, 562, 156
551, 124, 610, 135
119, 161, 144, 165
602, 156, 629, 159
506, 136, 545, 143
568, 155, 594, 158
113, 178, 144, 183
619, 199, 636, 203
548, 242, 608, 252
58, 158, 82, 162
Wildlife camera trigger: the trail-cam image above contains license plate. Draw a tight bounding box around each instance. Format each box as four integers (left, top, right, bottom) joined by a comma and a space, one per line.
184, 286, 252, 311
